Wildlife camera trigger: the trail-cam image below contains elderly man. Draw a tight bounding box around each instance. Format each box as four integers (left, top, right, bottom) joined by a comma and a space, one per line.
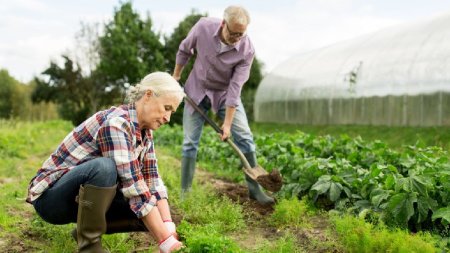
173, 6, 274, 205
27, 72, 184, 253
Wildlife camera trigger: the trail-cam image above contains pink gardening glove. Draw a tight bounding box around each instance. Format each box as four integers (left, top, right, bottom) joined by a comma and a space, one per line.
164, 220, 179, 240
159, 235, 183, 253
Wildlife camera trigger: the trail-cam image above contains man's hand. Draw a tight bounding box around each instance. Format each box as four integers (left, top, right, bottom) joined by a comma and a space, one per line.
172, 74, 181, 82
221, 106, 236, 141
173, 64, 184, 82
220, 124, 231, 141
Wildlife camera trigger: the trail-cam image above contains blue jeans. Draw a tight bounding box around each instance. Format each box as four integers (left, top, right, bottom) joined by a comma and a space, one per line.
32, 158, 135, 225
182, 96, 256, 158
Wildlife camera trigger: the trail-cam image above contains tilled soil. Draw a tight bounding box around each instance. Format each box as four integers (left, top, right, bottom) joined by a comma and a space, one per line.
256, 169, 283, 193
198, 172, 275, 215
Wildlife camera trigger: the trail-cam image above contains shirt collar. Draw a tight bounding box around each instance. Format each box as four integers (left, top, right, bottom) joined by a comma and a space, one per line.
233, 37, 244, 51
128, 103, 142, 142
213, 23, 244, 52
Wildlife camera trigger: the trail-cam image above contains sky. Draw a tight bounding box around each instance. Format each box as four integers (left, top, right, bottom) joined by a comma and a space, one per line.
1, 0, 450, 83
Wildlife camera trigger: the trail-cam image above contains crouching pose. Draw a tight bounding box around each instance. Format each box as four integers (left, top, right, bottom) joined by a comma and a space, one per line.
26, 72, 185, 252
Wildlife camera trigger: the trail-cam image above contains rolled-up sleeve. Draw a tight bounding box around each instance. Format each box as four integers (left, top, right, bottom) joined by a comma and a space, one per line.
97, 117, 156, 218
176, 20, 200, 66
142, 133, 168, 200
225, 52, 254, 107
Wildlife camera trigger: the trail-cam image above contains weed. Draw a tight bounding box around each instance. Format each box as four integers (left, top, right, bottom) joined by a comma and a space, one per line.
177, 184, 245, 233
331, 213, 438, 252
177, 221, 242, 253
270, 198, 312, 229
255, 232, 305, 253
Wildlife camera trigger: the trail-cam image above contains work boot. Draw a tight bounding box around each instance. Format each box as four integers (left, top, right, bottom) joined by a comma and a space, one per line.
72, 218, 148, 242
76, 184, 117, 253
243, 152, 275, 205
181, 156, 196, 198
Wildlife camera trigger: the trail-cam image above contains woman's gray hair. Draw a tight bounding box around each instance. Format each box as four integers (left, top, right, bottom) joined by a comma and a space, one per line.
223, 5, 250, 25
124, 72, 185, 104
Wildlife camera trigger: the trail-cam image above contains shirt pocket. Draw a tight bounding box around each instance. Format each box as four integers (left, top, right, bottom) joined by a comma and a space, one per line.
206, 56, 233, 87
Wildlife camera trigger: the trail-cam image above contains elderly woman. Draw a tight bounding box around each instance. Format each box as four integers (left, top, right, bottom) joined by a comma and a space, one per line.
26, 72, 185, 253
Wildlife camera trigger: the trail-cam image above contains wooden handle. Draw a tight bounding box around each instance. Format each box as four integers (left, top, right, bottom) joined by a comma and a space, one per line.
184, 96, 223, 134
184, 95, 252, 170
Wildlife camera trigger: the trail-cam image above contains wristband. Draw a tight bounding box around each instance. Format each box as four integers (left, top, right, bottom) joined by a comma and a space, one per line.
159, 235, 180, 253
164, 221, 176, 234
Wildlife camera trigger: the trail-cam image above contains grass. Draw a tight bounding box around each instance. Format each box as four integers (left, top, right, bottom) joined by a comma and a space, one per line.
331, 214, 439, 252
270, 198, 313, 229
0, 120, 73, 224
254, 232, 304, 253
0, 120, 75, 252
159, 147, 317, 253
0, 120, 447, 252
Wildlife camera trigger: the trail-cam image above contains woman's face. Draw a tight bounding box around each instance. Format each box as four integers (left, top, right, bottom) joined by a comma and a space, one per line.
137, 91, 181, 130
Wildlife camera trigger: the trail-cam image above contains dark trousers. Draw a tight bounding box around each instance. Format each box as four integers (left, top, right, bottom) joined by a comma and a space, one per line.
32, 158, 136, 224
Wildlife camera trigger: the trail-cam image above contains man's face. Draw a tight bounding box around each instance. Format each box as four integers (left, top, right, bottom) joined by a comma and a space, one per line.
223, 21, 247, 45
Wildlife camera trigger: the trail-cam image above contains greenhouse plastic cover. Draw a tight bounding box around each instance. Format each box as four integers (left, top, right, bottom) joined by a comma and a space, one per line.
255, 11, 450, 105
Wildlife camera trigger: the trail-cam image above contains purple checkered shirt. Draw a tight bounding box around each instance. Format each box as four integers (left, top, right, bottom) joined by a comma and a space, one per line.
26, 104, 166, 218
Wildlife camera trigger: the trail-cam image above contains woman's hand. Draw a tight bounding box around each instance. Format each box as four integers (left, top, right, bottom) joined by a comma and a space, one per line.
164, 220, 179, 240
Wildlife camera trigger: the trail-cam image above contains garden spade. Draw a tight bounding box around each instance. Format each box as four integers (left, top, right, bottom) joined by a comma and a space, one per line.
184, 95, 282, 192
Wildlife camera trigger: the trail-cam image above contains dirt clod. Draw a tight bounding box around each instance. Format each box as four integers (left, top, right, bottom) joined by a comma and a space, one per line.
256, 169, 282, 192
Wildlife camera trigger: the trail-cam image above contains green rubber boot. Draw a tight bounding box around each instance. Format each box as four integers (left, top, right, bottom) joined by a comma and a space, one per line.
243, 152, 275, 205
76, 184, 117, 253
71, 218, 147, 242
181, 156, 196, 198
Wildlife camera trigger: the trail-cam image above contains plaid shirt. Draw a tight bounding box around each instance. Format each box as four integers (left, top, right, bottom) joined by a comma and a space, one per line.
27, 104, 167, 218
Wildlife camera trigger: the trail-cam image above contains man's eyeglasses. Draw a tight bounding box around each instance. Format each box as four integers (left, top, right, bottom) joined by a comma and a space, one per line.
225, 23, 245, 38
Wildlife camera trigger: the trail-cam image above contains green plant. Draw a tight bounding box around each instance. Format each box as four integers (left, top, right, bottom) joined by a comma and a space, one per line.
155, 123, 450, 233
177, 184, 245, 233
270, 198, 312, 228
255, 232, 304, 253
177, 221, 242, 253
332, 214, 438, 252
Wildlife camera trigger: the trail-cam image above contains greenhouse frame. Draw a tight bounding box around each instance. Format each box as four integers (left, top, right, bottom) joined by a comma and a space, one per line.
254, 12, 450, 126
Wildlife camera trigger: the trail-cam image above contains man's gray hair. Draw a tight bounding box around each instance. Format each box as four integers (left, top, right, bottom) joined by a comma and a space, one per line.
223, 5, 250, 25
125, 72, 185, 103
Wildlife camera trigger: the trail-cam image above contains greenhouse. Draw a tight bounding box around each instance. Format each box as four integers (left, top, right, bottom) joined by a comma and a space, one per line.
254, 12, 450, 126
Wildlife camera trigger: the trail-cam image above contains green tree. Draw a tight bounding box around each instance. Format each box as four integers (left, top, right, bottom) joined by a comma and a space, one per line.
0, 69, 58, 121
163, 10, 206, 75
32, 2, 168, 125
163, 10, 206, 125
97, 1, 165, 105
10, 79, 28, 119
32, 56, 92, 125
31, 22, 106, 124
14, 81, 58, 121
245, 57, 263, 90
73, 22, 103, 113
241, 57, 264, 121
0, 69, 17, 118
